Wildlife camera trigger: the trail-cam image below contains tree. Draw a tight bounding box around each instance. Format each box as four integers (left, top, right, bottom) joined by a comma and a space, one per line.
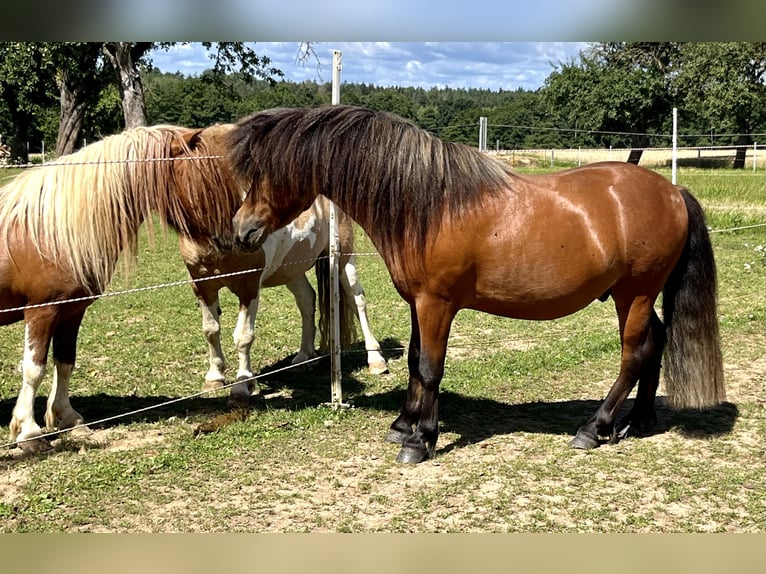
103, 42, 287, 128
0, 43, 56, 162
542, 43, 677, 162
0, 42, 293, 161
675, 42, 766, 168
52, 43, 111, 156
543, 42, 766, 167
102, 42, 153, 128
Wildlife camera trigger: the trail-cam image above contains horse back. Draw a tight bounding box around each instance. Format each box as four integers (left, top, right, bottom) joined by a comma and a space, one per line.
402, 162, 689, 320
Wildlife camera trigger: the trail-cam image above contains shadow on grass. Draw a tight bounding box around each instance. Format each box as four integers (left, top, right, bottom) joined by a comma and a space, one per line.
0, 331, 738, 458
352, 389, 740, 455
0, 337, 405, 437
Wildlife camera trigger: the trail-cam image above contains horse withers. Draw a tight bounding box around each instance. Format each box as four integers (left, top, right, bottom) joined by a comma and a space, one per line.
228, 104, 725, 464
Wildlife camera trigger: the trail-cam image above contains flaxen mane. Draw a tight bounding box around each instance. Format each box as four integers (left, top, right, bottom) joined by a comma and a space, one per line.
228, 105, 516, 262
0, 125, 240, 293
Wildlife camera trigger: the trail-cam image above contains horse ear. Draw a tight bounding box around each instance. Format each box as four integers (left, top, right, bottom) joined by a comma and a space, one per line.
170, 129, 204, 156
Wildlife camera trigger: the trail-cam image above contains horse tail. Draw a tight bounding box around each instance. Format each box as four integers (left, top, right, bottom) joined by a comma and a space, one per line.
316, 253, 358, 353
662, 188, 726, 408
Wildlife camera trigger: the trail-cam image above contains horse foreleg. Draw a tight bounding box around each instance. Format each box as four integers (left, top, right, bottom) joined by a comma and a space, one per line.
285, 275, 318, 365
10, 319, 54, 452
386, 315, 422, 446
395, 299, 454, 464
45, 310, 88, 436
229, 295, 259, 408
198, 295, 227, 391
340, 257, 388, 375
570, 296, 655, 449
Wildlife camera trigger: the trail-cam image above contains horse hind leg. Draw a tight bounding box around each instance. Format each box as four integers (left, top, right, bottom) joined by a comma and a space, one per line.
614, 309, 665, 440
570, 295, 656, 449
285, 274, 318, 365
340, 256, 388, 375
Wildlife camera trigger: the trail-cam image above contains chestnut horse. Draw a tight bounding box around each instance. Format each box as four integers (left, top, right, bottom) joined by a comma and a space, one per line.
0, 123, 243, 452
228, 105, 726, 464
181, 193, 388, 409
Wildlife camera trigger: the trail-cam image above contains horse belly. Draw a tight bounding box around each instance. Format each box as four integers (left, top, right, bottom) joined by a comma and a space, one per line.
472, 263, 618, 320
0, 247, 92, 325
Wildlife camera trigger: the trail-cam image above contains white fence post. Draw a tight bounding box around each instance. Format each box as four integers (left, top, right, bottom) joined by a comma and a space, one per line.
672, 107, 678, 184
754, 142, 757, 172
478, 116, 487, 151
329, 50, 345, 409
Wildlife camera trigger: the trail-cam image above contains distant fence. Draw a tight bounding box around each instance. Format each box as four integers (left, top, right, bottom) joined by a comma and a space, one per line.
489, 144, 766, 170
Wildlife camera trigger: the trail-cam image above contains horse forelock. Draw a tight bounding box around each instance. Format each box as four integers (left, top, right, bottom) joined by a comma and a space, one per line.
163, 123, 244, 244
229, 105, 514, 271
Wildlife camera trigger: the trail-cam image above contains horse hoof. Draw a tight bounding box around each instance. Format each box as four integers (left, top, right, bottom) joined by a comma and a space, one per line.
17, 436, 53, 453
569, 433, 600, 450
385, 428, 411, 444
368, 361, 389, 375
396, 446, 428, 464
202, 380, 225, 392
227, 394, 251, 409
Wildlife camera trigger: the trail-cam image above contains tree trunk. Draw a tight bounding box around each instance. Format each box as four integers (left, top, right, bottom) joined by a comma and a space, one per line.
55, 71, 88, 156
103, 42, 147, 128
626, 134, 650, 165
733, 134, 752, 169
9, 118, 30, 164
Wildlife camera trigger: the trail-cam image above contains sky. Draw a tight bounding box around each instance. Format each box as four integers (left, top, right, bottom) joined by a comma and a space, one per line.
148, 42, 590, 92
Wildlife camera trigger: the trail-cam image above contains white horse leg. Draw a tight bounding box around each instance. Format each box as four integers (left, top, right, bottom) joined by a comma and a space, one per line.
10, 325, 51, 452
285, 275, 318, 366
229, 296, 259, 408
45, 360, 87, 436
341, 256, 388, 374
199, 296, 227, 391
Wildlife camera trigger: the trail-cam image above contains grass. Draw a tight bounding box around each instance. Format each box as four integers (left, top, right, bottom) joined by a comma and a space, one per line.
0, 163, 763, 532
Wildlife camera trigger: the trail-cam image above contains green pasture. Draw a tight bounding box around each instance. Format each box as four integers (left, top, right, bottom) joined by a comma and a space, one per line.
0, 166, 763, 532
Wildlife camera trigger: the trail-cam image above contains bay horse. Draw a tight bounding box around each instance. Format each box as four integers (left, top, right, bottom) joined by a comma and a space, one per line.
180, 193, 388, 409
228, 104, 726, 464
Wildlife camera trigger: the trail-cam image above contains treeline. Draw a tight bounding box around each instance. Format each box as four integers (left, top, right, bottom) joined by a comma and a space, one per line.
3, 42, 765, 160
143, 70, 570, 150
141, 69, 752, 152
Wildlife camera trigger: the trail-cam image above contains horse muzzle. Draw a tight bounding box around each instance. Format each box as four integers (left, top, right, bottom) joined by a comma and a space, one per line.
233, 215, 269, 251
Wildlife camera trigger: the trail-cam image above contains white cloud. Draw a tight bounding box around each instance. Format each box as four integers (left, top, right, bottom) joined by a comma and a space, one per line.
149, 42, 588, 91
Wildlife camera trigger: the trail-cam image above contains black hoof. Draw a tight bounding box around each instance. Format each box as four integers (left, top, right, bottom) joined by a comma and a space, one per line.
396, 446, 428, 464
569, 433, 600, 450
386, 428, 411, 444
615, 412, 656, 441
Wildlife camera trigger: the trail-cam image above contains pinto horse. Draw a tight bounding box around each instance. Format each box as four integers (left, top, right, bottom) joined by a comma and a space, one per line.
180, 193, 388, 409
228, 104, 726, 464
